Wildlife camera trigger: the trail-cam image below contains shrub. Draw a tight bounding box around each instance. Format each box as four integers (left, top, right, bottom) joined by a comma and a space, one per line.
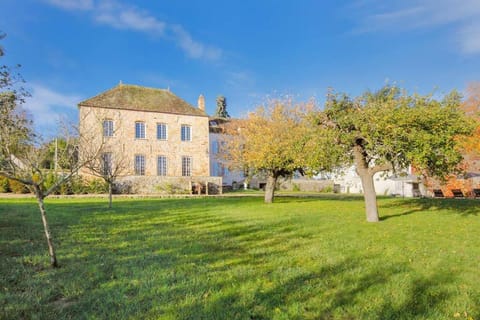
156, 183, 189, 194
70, 175, 88, 194
9, 179, 30, 194
44, 172, 60, 194
0, 177, 10, 193
59, 181, 73, 195
86, 179, 108, 194
321, 185, 333, 193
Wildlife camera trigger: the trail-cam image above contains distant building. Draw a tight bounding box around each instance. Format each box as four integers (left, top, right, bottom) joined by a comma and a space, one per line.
332, 166, 424, 197
208, 117, 246, 187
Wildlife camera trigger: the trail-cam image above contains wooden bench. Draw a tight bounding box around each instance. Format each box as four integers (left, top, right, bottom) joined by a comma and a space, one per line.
433, 189, 444, 198
451, 189, 464, 198
473, 189, 480, 198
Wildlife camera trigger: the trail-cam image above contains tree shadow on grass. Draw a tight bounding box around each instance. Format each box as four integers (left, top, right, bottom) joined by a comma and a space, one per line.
41, 197, 315, 318
380, 197, 479, 221
177, 255, 457, 319
374, 272, 455, 320
276, 193, 365, 203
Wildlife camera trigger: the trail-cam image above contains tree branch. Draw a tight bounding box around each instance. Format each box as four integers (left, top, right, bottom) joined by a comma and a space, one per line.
369, 162, 393, 175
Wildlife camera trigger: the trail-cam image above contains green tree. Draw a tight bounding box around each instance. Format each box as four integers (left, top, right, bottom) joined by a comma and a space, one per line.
323, 85, 474, 222
39, 138, 74, 169
221, 98, 339, 203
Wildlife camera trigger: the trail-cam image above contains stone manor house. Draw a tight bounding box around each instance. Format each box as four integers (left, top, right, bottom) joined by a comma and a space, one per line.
78, 83, 223, 194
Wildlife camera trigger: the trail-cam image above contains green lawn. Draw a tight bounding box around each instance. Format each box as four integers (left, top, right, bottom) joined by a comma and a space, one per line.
0, 195, 479, 319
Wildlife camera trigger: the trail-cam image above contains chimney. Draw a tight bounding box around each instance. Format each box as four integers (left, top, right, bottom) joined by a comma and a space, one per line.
197, 94, 205, 111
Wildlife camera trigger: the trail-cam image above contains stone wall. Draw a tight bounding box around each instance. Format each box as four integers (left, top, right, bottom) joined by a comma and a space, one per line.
115, 176, 223, 195
277, 178, 334, 192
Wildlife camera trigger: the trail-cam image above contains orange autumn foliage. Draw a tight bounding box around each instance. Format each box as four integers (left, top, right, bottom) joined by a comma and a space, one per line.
438, 83, 480, 196
460, 82, 480, 155
424, 83, 480, 196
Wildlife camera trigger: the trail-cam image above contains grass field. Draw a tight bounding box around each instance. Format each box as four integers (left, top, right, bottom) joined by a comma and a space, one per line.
0, 195, 479, 319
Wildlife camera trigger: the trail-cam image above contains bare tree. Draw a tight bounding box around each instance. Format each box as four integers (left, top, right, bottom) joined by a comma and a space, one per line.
85, 151, 130, 208
79, 108, 132, 208
0, 118, 102, 267
1, 118, 104, 266
0, 33, 103, 267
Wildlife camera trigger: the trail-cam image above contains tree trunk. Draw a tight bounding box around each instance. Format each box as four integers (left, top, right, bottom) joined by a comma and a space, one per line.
264, 174, 278, 203
358, 172, 379, 222
108, 181, 113, 209
353, 143, 381, 222
34, 187, 59, 267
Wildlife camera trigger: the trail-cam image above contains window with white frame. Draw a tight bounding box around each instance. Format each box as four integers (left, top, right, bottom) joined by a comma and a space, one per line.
157, 123, 167, 140
102, 152, 112, 176
181, 156, 192, 176
157, 155, 167, 176
134, 154, 146, 175
181, 125, 191, 141
103, 120, 114, 137
135, 121, 146, 139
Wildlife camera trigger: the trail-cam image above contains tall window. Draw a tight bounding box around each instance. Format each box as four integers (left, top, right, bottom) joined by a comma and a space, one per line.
213, 162, 224, 177
102, 153, 112, 176
211, 141, 219, 154
181, 125, 191, 141
182, 156, 192, 176
135, 121, 146, 139
134, 154, 145, 175
157, 155, 167, 176
157, 123, 167, 140
103, 120, 113, 137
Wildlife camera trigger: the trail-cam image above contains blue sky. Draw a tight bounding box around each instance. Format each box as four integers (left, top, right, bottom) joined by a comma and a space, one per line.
1, 0, 480, 135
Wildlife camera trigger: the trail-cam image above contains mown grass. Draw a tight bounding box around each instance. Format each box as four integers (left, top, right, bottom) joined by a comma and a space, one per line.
0, 195, 479, 319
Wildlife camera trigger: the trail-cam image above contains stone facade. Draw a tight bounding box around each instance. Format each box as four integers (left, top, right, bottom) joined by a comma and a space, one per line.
80, 106, 210, 177
78, 84, 212, 189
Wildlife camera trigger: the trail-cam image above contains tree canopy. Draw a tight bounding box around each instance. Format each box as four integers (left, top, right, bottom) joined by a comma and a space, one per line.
323, 85, 474, 221
220, 98, 340, 203
460, 82, 480, 156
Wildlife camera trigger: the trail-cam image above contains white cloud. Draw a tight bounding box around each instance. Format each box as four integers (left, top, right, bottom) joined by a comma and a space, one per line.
225, 71, 256, 89
94, 1, 166, 35
353, 0, 480, 54
44, 0, 221, 61
24, 84, 81, 134
170, 25, 221, 61
459, 22, 480, 54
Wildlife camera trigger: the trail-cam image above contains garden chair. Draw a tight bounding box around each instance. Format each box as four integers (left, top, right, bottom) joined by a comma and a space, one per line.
450, 189, 464, 198
433, 189, 444, 198
473, 189, 480, 198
